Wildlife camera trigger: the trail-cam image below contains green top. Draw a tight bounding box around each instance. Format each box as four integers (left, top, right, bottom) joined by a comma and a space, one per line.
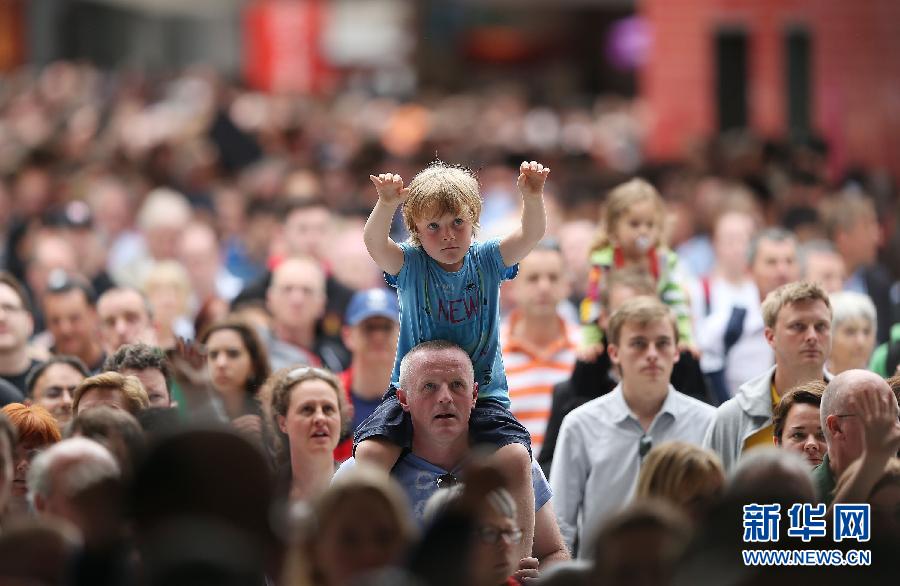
580, 246, 694, 346
811, 453, 836, 505
868, 322, 900, 377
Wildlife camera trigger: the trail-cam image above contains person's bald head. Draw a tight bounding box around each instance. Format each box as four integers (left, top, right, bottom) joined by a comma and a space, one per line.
266, 257, 326, 331
821, 369, 898, 476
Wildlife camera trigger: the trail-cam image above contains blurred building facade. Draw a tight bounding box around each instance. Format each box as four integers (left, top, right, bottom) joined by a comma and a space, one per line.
641, 0, 900, 181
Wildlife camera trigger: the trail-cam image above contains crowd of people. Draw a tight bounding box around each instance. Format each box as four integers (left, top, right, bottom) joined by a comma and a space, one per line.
0, 60, 899, 584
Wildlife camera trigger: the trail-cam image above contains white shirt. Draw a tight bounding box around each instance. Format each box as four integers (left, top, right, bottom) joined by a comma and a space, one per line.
550, 383, 715, 557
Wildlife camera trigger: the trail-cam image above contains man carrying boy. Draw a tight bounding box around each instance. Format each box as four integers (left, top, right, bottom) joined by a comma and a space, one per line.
358, 160, 550, 558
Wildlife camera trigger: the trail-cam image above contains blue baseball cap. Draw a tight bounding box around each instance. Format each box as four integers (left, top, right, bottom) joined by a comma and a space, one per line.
345, 289, 400, 326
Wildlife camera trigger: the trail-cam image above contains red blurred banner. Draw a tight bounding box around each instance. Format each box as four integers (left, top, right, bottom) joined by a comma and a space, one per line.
243, 0, 330, 94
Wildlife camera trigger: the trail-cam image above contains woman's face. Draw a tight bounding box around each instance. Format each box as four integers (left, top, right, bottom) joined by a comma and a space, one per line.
280, 379, 341, 457
830, 317, 876, 373
206, 329, 254, 395
11, 437, 52, 512
471, 509, 519, 586
315, 491, 406, 586
777, 403, 827, 467
0, 432, 12, 513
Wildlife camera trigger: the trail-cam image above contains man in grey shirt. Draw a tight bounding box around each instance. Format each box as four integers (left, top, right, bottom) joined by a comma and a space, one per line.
550, 297, 715, 557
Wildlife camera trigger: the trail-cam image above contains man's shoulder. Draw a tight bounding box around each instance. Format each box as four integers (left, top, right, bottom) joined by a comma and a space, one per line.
563, 391, 618, 427
668, 388, 716, 417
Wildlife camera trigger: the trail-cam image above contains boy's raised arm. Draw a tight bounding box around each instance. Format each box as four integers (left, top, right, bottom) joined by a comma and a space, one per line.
365, 173, 408, 275
500, 160, 549, 267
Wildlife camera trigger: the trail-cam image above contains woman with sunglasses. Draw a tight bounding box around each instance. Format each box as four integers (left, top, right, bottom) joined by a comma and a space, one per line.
199, 318, 271, 446
270, 365, 349, 502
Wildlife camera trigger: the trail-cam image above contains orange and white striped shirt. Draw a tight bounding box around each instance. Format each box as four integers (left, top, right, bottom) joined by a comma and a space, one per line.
500, 312, 580, 455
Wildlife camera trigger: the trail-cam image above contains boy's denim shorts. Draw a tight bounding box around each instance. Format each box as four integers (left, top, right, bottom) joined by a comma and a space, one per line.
353, 385, 532, 458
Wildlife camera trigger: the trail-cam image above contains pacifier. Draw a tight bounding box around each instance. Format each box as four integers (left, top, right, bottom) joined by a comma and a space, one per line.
635, 235, 652, 253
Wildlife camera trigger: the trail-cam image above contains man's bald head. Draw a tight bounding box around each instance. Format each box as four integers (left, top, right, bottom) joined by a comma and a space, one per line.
821, 369, 897, 477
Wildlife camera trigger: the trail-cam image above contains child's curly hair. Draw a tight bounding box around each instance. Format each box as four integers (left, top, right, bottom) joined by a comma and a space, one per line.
402, 161, 482, 247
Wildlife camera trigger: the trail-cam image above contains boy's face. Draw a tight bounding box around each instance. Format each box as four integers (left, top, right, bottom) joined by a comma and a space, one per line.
607, 319, 679, 390
414, 210, 474, 272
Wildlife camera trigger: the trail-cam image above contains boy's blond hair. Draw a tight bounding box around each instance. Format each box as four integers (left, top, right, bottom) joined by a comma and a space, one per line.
761, 281, 832, 329
402, 161, 482, 247
607, 296, 678, 346
592, 177, 667, 252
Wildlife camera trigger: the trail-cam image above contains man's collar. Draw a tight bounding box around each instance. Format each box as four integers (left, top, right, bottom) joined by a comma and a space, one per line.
608, 382, 678, 424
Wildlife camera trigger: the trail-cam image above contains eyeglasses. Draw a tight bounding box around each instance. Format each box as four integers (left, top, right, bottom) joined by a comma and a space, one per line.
475, 526, 523, 545
436, 473, 460, 489
639, 434, 653, 459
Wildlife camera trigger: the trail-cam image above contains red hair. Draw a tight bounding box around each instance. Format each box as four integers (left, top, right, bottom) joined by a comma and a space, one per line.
1, 403, 62, 446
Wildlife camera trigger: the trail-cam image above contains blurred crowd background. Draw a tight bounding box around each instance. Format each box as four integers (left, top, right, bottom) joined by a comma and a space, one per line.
0, 0, 897, 585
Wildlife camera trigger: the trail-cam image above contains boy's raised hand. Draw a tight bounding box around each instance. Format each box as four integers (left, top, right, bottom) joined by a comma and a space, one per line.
369, 173, 409, 206
516, 160, 550, 198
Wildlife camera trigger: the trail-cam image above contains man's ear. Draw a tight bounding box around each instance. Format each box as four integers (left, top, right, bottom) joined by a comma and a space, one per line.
471, 382, 479, 406
764, 326, 775, 349
276, 414, 287, 434
825, 414, 841, 438
397, 388, 411, 412
607, 343, 620, 366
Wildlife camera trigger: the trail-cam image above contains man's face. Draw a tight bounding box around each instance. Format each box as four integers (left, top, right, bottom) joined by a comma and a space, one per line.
513, 249, 569, 318
97, 290, 154, 354
398, 348, 477, 445
752, 239, 798, 298
283, 207, 332, 260
765, 299, 831, 372
837, 215, 881, 270
713, 212, 755, 273
344, 317, 400, 364
31, 363, 84, 425
266, 260, 326, 331
77, 386, 126, 415
803, 251, 846, 294
44, 289, 97, 358
0, 283, 33, 353
121, 367, 169, 408
608, 319, 679, 389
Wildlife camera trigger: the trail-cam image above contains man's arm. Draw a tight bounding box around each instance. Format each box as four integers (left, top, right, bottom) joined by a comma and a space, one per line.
548, 415, 588, 554
499, 161, 549, 267
532, 500, 570, 568
364, 173, 407, 275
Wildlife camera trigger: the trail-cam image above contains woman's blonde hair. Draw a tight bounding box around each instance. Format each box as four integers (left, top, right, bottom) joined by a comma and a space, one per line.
313, 464, 416, 548
591, 177, 666, 251
401, 161, 482, 247
635, 442, 724, 508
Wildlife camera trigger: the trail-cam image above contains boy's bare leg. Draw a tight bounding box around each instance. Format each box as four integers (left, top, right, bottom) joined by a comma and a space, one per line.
490, 442, 535, 561
354, 437, 403, 470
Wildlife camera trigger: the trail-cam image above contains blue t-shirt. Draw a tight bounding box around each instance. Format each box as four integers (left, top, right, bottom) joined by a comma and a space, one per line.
335, 454, 552, 526
386, 239, 517, 405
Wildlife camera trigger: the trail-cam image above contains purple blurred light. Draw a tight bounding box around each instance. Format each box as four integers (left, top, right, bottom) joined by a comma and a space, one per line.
605, 16, 652, 71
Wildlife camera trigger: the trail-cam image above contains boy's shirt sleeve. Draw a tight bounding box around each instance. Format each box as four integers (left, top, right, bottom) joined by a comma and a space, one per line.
476, 238, 519, 281
384, 242, 419, 289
